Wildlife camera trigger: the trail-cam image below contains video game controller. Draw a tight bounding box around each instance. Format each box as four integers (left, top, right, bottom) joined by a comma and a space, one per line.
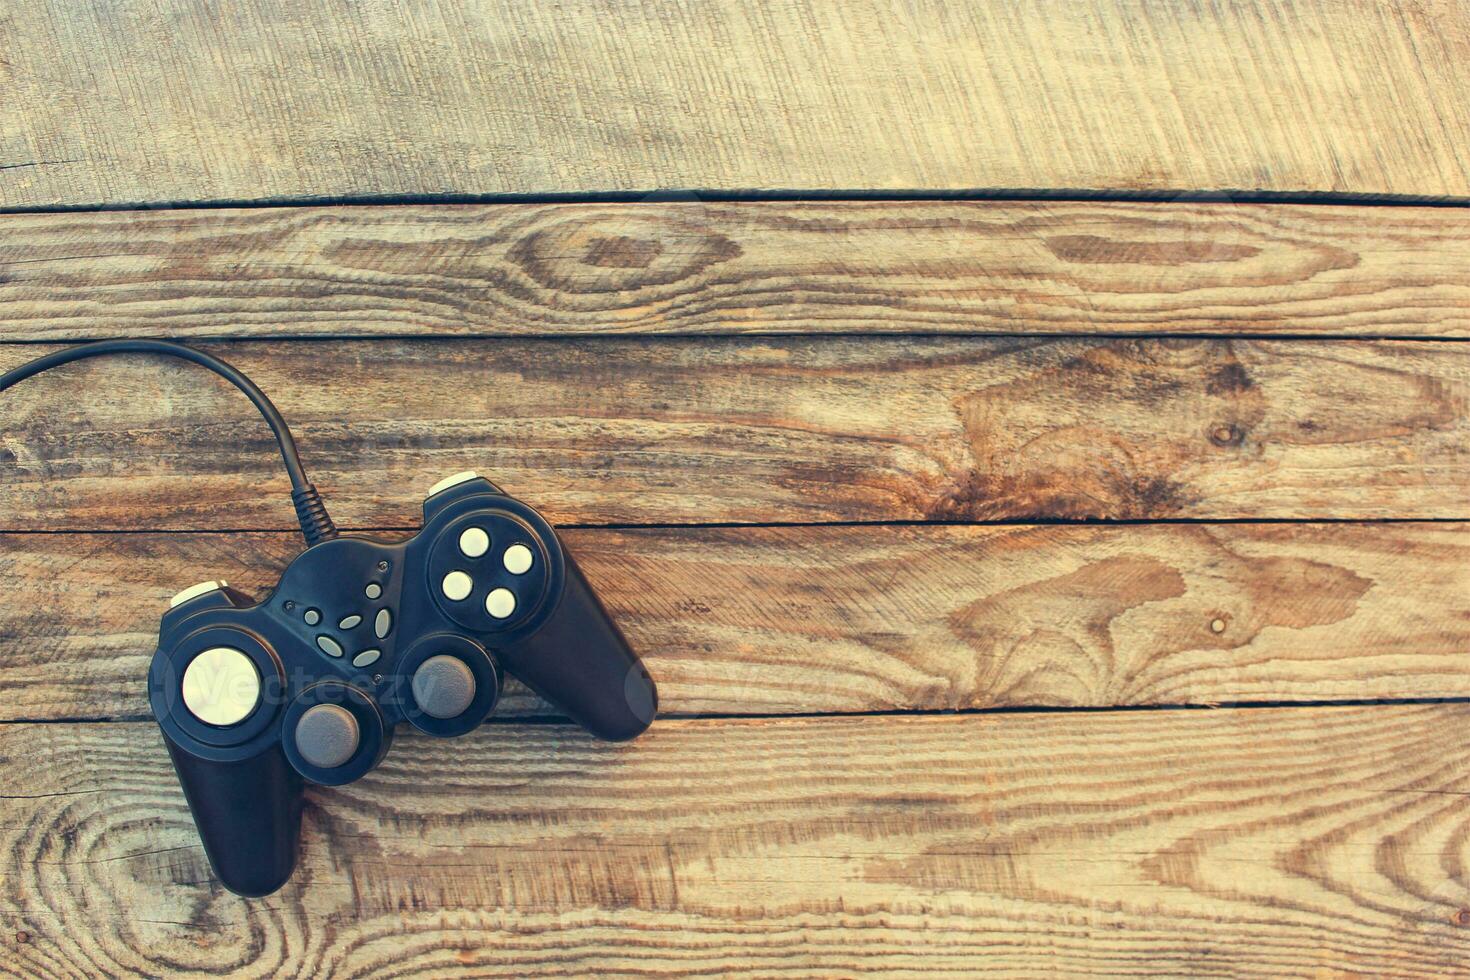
149, 471, 657, 896
0, 340, 658, 897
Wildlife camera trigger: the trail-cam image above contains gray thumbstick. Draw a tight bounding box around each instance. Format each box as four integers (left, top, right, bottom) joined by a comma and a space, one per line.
295, 704, 360, 768
412, 655, 477, 719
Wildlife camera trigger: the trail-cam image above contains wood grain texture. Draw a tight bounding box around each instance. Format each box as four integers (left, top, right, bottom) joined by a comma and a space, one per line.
2, 337, 1468, 528
3, 202, 1469, 340
3, 707, 1469, 976
3, 523, 1470, 723
4, 0, 1470, 207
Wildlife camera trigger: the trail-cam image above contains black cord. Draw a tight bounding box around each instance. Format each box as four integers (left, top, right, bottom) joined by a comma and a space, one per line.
0, 340, 337, 545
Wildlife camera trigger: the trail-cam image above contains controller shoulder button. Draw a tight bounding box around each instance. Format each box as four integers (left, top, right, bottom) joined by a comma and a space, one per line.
316, 635, 344, 658
427, 471, 480, 498
169, 580, 229, 609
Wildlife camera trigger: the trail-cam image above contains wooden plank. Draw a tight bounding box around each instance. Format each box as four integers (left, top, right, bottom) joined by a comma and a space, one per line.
3, 1, 1470, 207
3, 706, 1467, 975
3, 202, 1469, 340
4, 522, 1467, 722
1, 338, 1468, 528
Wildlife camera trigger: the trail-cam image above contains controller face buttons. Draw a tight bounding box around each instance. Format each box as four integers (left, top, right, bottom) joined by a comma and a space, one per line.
503, 544, 533, 574
374, 608, 392, 638
364, 582, 382, 599
303, 608, 321, 625
352, 649, 381, 668
485, 588, 516, 618
338, 614, 362, 630
181, 647, 262, 727
316, 635, 344, 658
412, 655, 477, 719
427, 510, 552, 634
459, 526, 489, 558
441, 571, 473, 601
294, 703, 360, 768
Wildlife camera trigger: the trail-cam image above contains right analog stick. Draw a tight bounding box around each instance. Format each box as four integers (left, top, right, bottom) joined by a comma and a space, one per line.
411, 655, 477, 719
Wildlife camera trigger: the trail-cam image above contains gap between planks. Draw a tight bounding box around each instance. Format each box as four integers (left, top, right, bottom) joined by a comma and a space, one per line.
5, 187, 1470, 217
14, 697, 1470, 729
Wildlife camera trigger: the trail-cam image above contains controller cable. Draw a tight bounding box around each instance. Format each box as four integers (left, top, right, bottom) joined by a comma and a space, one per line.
0, 339, 338, 545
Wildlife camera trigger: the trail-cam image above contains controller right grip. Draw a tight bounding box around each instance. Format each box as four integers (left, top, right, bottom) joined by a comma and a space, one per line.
163, 733, 304, 897
506, 553, 657, 741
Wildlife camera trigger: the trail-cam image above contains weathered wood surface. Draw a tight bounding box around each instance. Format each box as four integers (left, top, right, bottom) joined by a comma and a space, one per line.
3, 706, 1468, 976
6, 1, 1470, 208
2, 202, 1469, 340
2, 337, 1467, 528
3, 523, 1468, 724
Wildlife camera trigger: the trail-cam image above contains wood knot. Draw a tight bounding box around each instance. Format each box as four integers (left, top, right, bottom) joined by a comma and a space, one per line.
1209, 423, 1245, 447
1209, 617, 1228, 634
507, 214, 741, 292
1455, 908, 1470, 927
14, 931, 29, 944
584, 234, 664, 269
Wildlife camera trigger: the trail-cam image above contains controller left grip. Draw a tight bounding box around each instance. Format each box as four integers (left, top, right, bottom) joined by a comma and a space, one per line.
163, 733, 304, 897
503, 553, 657, 741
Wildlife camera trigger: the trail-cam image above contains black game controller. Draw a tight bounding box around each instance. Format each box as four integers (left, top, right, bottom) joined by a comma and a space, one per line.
0, 341, 657, 897
151, 471, 657, 895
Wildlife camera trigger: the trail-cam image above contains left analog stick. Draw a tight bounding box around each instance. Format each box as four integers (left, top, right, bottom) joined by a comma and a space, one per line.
294, 703, 360, 769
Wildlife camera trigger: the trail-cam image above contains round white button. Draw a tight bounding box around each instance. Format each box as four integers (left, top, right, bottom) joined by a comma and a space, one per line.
459, 526, 490, 558
503, 544, 534, 575
181, 647, 261, 727
441, 571, 473, 601
485, 588, 517, 618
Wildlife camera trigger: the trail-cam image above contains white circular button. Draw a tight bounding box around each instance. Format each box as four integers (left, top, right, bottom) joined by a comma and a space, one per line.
459, 526, 490, 558
503, 544, 534, 574
485, 588, 517, 618
181, 647, 261, 727
441, 571, 474, 601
